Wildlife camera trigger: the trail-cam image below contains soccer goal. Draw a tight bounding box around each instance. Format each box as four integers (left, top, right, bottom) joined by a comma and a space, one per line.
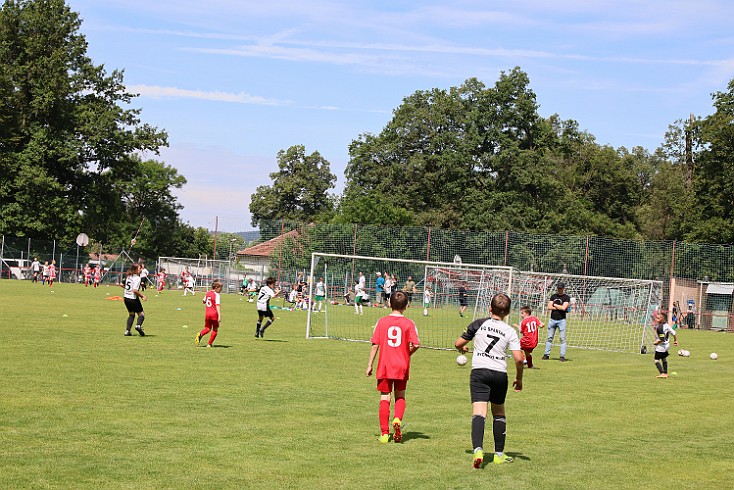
157, 256, 245, 294
508, 272, 663, 353
305, 253, 513, 350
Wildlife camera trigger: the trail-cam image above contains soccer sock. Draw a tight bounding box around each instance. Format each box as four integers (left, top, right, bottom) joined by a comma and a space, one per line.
136, 313, 145, 327
471, 415, 486, 451
256, 321, 262, 333
655, 360, 664, 374
260, 320, 273, 332
662, 359, 668, 374
526, 353, 533, 368
209, 328, 218, 345
379, 400, 390, 435
126, 315, 135, 331
200, 326, 211, 337
493, 415, 507, 454
394, 397, 406, 420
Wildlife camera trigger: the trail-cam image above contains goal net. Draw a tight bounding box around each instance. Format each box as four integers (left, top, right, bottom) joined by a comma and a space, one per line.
305, 253, 513, 350
508, 272, 663, 353
305, 253, 662, 354
157, 256, 246, 294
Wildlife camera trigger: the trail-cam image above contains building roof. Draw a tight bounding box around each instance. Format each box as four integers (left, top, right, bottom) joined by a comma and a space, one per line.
88, 253, 120, 262
237, 229, 300, 258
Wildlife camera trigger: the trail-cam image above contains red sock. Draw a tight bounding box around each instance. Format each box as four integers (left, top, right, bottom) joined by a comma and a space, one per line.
208, 328, 218, 345
379, 400, 390, 435
394, 397, 406, 420
200, 326, 211, 337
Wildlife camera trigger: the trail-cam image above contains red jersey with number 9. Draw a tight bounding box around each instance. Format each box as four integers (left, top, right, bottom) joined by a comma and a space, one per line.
204, 290, 221, 320
370, 314, 420, 380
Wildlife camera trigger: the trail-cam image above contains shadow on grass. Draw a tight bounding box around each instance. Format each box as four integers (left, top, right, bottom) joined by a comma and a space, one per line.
260, 339, 288, 343
402, 431, 430, 443
199, 344, 233, 348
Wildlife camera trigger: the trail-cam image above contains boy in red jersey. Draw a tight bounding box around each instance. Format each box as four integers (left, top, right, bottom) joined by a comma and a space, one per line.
48, 260, 57, 287
195, 280, 223, 348
83, 264, 92, 287
93, 265, 101, 288
517, 306, 545, 368
366, 291, 420, 443
157, 268, 167, 292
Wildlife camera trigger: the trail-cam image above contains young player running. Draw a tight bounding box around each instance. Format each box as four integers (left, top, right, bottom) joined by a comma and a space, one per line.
653, 311, 678, 378
196, 280, 223, 348
93, 265, 101, 288
366, 291, 421, 443
517, 306, 545, 368
119, 264, 147, 336
48, 260, 57, 287
255, 277, 281, 338
157, 268, 167, 292
83, 263, 92, 287
455, 293, 524, 468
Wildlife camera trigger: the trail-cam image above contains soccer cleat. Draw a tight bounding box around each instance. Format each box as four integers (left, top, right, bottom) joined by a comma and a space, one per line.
195, 333, 201, 346
559, 356, 566, 362
656, 373, 668, 378
472, 449, 484, 469
207, 344, 212, 349
493, 453, 514, 464
135, 326, 145, 336
378, 433, 390, 444
124, 330, 132, 336
541, 355, 550, 360
255, 328, 260, 338
392, 418, 403, 443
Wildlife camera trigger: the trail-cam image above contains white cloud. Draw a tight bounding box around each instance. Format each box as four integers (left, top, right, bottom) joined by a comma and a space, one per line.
128, 84, 290, 106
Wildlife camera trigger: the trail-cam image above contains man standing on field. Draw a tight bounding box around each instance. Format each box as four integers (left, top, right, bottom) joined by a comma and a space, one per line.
366, 291, 420, 444
543, 282, 570, 362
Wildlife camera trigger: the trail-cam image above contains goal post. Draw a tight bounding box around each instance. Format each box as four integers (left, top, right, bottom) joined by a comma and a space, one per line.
305, 252, 663, 354
306, 252, 513, 349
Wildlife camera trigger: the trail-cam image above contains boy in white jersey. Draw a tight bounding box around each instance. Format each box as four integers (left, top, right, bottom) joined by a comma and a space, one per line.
118, 264, 147, 336
455, 293, 524, 469
313, 277, 326, 312
422, 286, 433, 316
255, 277, 281, 338
653, 311, 678, 378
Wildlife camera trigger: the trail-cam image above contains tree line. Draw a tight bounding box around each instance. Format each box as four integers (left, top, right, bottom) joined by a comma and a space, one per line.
3, 1, 733, 265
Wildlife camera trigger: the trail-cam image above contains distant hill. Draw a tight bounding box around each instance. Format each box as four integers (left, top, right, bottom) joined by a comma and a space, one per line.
233, 230, 261, 243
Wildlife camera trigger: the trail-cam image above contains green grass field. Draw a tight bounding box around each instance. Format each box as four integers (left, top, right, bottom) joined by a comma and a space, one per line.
1, 281, 733, 489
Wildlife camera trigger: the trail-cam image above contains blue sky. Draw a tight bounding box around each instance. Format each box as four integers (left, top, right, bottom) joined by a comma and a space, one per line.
66, 0, 734, 231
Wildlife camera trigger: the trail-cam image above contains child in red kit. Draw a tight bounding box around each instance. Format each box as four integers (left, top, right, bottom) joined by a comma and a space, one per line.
366, 291, 420, 443
517, 305, 544, 368
195, 280, 222, 348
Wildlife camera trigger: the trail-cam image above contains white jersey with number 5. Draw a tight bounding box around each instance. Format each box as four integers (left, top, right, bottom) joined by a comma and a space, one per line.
460, 317, 520, 373
124, 274, 141, 300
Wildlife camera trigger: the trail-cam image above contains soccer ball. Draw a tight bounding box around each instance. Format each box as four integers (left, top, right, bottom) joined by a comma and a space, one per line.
248, 298, 253, 303
710, 353, 718, 360
456, 354, 468, 366
683, 350, 691, 357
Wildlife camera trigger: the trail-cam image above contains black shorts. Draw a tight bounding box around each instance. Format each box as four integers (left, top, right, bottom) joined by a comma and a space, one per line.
654, 351, 669, 360
258, 309, 274, 320
459, 298, 469, 307
124, 297, 143, 313
470, 368, 509, 405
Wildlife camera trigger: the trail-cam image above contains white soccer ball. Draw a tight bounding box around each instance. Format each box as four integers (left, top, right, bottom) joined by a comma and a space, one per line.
456, 354, 468, 366
683, 350, 691, 357
710, 353, 718, 360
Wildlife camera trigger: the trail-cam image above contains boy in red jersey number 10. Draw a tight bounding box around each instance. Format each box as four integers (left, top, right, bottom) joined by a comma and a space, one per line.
455, 293, 524, 469
366, 291, 420, 443
516, 306, 545, 368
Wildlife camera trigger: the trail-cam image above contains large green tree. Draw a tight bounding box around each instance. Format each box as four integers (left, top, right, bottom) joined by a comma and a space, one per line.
249, 145, 336, 238
0, 0, 168, 241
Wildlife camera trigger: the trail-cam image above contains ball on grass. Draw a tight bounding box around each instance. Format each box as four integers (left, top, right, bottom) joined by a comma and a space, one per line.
710, 352, 718, 360
456, 354, 468, 366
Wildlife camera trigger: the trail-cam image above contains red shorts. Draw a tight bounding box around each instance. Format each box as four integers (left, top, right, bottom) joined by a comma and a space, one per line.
205, 317, 219, 330
377, 378, 407, 393
520, 341, 538, 352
